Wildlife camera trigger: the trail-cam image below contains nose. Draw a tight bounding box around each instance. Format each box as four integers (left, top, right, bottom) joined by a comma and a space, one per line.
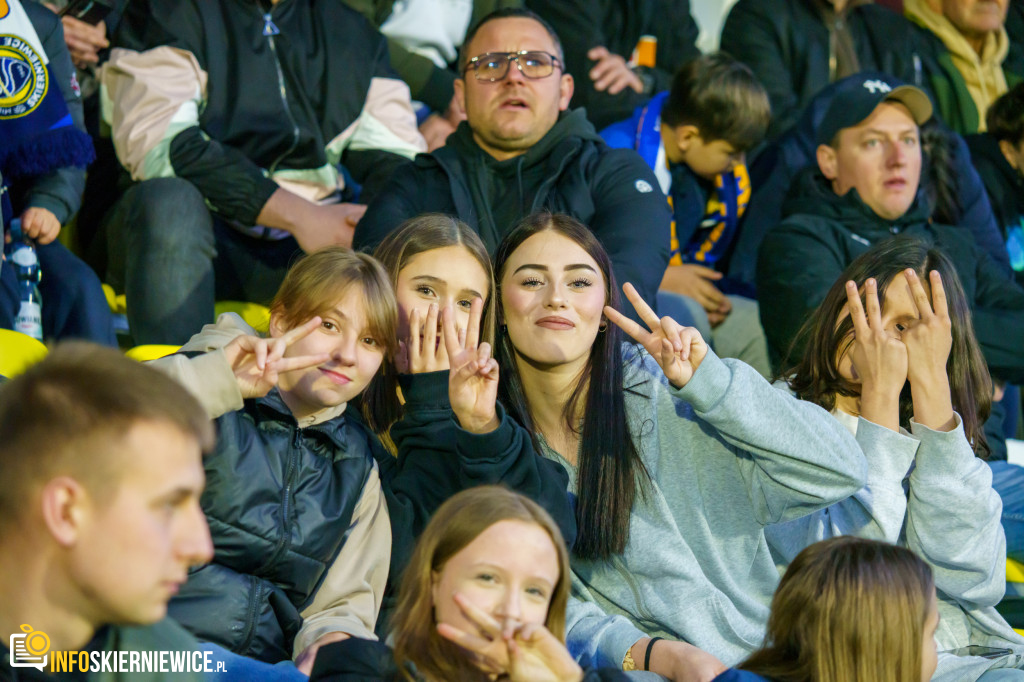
333, 332, 359, 365
178, 500, 214, 567
493, 586, 523, 624
886, 138, 907, 167
543, 282, 567, 309
505, 57, 528, 83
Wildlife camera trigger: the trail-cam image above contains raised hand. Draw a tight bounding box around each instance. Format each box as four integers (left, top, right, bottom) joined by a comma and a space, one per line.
396, 303, 450, 374
901, 270, 955, 432
604, 282, 708, 389
845, 279, 907, 431
901, 269, 952, 384
223, 317, 328, 398
436, 593, 583, 682
442, 298, 500, 434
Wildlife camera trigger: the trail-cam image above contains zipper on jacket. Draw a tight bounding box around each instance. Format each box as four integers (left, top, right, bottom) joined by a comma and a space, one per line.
239, 575, 264, 654
258, 8, 301, 174
258, 428, 302, 574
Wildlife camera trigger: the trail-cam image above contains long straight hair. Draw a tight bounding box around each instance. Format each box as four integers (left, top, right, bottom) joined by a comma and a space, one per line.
493, 212, 648, 560
779, 236, 992, 456
741, 536, 935, 682
364, 214, 496, 449
391, 486, 571, 682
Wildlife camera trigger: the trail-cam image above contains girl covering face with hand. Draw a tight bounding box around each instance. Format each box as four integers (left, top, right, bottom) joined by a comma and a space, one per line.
308, 486, 627, 682
364, 214, 578, 638
487, 212, 867, 681
768, 238, 1024, 682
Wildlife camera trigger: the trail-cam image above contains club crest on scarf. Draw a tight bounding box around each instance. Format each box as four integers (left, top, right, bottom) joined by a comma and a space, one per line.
0, 34, 47, 118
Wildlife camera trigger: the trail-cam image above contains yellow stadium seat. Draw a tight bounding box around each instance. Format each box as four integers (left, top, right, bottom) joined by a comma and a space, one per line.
0, 329, 47, 377
125, 345, 180, 362
216, 301, 270, 334
1008, 559, 1024, 583
102, 283, 127, 315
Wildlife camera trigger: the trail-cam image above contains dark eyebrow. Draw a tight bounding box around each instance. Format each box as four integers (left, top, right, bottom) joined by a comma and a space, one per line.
512, 263, 597, 275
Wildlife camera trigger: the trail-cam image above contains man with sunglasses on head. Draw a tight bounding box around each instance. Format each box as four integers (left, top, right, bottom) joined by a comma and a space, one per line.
353, 8, 671, 317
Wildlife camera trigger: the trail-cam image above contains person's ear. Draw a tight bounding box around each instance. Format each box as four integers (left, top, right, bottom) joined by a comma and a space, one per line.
454, 77, 467, 117
999, 139, 1020, 171
40, 477, 89, 548
558, 72, 574, 111
430, 569, 442, 608
673, 125, 700, 154
817, 143, 839, 180
268, 310, 287, 339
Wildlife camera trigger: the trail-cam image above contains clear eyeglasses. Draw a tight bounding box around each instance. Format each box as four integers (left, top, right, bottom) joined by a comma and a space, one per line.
463, 51, 562, 81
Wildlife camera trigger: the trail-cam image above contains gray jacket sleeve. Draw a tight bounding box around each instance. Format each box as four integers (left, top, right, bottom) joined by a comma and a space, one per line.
764, 417, 919, 565
22, 4, 87, 224
905, 415, 1007, 609
672, 351, 868, 525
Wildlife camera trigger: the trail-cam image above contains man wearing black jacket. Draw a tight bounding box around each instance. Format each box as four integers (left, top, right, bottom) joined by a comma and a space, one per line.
353, 8, 671, 315
757, 73, 1024, 384
99, 0, 426, 345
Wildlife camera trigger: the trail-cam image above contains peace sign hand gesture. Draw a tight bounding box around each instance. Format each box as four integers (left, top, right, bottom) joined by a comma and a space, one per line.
222, 317, 329, 399
604, 282, 708, 389
442, 298, 500, 434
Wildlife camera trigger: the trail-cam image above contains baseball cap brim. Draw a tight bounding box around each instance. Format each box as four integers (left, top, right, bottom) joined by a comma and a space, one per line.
816, 82, 934, 145
884, 85, 933, 127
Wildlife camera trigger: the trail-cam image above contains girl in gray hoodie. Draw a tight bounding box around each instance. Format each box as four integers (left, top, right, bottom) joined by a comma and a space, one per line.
488, 212, 867, 680
767, 237, 1024, 682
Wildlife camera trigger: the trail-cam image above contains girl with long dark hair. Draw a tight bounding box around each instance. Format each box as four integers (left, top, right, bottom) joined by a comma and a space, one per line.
484, 211, 866, 679
768, 237, 1024, 681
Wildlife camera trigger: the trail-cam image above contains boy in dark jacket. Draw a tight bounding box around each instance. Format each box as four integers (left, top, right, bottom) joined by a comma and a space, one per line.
757, 73, 1024, 385
353, 8, 672, 320
967, 82, 1024, 287
601, 54, 772, 376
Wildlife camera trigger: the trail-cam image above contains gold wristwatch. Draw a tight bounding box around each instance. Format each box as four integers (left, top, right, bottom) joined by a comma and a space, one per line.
622, 648, 637, 671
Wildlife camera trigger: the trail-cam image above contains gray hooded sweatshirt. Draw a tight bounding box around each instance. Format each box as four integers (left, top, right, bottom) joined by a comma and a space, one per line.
543, 344, 868, 668
767, 409, 1024, 681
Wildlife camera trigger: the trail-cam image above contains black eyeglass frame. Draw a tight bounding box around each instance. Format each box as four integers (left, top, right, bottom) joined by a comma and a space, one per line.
462, 50, 563, 81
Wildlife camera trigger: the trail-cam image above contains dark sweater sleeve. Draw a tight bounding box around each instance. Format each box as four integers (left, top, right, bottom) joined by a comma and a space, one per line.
951, 131, 1013, 276
590, 148, 672, 315
21, 5, 87, 224
382, 371, 577, 570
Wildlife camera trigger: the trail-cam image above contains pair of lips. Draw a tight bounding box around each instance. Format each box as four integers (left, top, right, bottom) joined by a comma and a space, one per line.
319, 367, 351, 385
883, 177, 907, 189
536, 316, 574, 330
499, 95, 530, 109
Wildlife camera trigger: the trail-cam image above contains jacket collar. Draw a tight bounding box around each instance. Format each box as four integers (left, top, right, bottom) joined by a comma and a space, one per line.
782, 166, 932, 237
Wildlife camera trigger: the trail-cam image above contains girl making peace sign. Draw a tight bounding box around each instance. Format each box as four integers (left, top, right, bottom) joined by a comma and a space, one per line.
484, 212, 867, 681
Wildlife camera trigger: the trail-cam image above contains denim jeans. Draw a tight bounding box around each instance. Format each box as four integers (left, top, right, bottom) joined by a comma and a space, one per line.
105, 177, 301, 345
199, 642, 307, 681
988, 459, 1024, 563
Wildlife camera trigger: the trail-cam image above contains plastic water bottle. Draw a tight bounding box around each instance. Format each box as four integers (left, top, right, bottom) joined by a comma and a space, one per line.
8, 219, 43, 341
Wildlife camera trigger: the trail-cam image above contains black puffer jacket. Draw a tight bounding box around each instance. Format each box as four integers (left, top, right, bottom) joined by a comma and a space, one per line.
756, 168, 1024, 381
168, 389, 375, 662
